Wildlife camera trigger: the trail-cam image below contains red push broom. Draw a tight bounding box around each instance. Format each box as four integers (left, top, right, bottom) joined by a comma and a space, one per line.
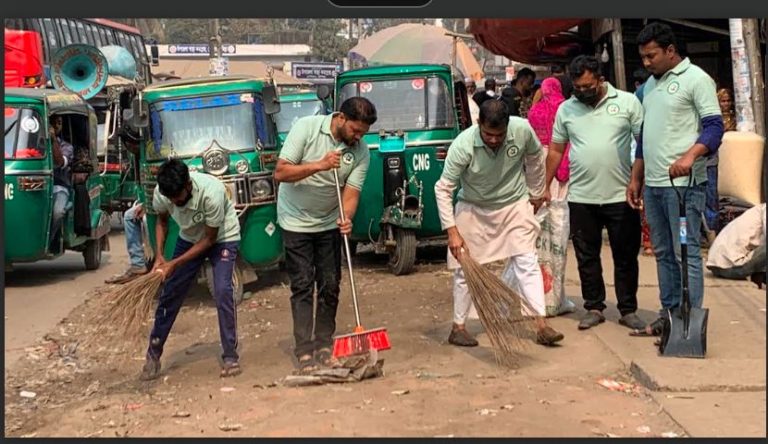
331, 168, 391, 358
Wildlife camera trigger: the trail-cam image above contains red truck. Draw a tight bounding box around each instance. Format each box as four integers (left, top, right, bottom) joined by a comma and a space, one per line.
4, 28, 45, 88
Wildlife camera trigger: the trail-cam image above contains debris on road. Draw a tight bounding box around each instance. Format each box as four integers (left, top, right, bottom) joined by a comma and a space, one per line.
661, 431, 681, 438
636, 425, 651, 434
20, 391, 37, 399
391, 390, 410, 396
596, 378, 640, 394
218, 423, 243, 432
478, 408, 498, 416
172, 411, 191, 418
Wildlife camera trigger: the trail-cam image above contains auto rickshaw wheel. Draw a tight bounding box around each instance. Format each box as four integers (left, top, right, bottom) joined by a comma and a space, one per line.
83, 237, 103, 270
205, 261, 245, 306
387, 228, 416, 276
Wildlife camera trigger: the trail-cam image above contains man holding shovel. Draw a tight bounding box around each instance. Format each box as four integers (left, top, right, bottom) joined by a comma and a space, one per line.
435, 99, 564, 347
627, 22, 723, 339
274, 97, 377, 373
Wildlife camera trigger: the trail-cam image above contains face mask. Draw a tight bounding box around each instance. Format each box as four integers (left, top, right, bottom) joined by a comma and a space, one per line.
574, 87, 599, 106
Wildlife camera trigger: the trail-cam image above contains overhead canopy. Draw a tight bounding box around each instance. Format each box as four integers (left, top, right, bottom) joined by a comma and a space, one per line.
468, 19, 589, 65
150, 58, 308, 86
349, 23, 484, 81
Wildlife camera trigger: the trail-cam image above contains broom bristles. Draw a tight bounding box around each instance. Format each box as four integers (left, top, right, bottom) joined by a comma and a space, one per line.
457, 253, 538, 367
86, 271, 164, 350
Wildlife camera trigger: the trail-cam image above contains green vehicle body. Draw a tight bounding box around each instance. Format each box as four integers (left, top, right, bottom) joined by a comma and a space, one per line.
136, 76, 282, 303
4, 88, 111, 271
275, 91, 332, 145
334, 64, 471, 275
89, 79, 143, 215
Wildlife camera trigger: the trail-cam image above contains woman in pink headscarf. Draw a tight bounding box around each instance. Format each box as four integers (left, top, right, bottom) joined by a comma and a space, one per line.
528, 77, 570, 200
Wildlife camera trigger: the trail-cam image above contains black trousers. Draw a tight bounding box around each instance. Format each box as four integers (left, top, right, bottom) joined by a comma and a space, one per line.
283, 229, 342, 358
569, 201, 641, 315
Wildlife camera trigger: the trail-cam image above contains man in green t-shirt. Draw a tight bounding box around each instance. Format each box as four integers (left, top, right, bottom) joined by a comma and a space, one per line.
545, 55, 646, 332
141, 159, 242, 380
275, 97, 377, 373
627, 22, 724, 337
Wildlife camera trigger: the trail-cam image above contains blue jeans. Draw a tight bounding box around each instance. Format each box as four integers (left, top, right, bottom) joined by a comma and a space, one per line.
50, 188, 69, 247
704, 166, 719, 232
147, 239, 240, 362
123, 205, 146, 269
644, 184, 707, 314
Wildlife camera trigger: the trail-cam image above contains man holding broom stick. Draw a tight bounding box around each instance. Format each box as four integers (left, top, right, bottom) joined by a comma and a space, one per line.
274, 97, 377, 374
435, 99, 565, 347
140, 159, 242, 380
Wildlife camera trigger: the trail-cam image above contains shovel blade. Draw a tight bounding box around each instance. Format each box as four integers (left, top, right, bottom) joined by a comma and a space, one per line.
659, 306, 709, 358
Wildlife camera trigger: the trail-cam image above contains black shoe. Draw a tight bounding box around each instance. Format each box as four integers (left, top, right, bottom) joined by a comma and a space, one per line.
448, 328, 479, 347
578, 310, 605, 330
139, 356, 161, 381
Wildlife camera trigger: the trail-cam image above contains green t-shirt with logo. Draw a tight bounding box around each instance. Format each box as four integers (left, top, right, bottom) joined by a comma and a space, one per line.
153, 172, 241, 243
641, 57, 721, 187
277, 114, 370, 233
440, 118, 542, 209
552, 82, 644, 204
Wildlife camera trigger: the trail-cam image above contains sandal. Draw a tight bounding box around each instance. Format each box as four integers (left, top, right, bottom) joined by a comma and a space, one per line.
314, 347, 340, 368
220, 360, 242, 378
295, 354, 318, 375
629, 317, 665, 337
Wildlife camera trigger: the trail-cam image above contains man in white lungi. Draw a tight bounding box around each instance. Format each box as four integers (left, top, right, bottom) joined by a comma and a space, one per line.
435, 99, 565, 347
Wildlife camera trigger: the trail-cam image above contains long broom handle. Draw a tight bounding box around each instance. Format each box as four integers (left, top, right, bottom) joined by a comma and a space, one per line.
333, 167, 363, 328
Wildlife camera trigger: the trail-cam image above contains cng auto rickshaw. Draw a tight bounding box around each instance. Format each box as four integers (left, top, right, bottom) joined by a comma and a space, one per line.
330, 64, 471, 275
4, 88, 111, 271
90, 76, 144, 216
130, 75, 282, 304
275, 90, 333, 145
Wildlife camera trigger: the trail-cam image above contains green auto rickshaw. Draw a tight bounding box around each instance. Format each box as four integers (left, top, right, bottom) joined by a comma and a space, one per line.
130, 75, 282, 304
90, 77, 143, 216
275, 90, 332, 145
4, 88, 111, 271
329, 64, 471, 275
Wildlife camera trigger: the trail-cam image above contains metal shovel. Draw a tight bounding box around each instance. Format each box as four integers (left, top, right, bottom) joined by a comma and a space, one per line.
658, 174, 709, 358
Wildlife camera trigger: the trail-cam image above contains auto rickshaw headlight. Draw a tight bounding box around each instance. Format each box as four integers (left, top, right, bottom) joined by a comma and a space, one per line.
235, 160, 249, 174
250, 178, 272, 201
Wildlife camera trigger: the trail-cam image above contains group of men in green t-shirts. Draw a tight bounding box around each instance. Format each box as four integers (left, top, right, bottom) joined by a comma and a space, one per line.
132, 22, 724, 381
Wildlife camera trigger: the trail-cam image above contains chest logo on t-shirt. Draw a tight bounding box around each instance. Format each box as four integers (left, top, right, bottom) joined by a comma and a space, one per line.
192, 212, 204, 224
506, 145, 520, 158
667, 81, 680, 94
607, 103, 620, 115
342, 152, 355, 165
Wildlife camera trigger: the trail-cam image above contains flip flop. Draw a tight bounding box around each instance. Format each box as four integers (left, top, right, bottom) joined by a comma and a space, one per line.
629, 317, 665, 337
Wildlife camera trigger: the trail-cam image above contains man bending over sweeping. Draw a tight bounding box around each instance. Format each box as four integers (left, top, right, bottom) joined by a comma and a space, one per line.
140, 159, 242, 380
435, 99, 565, 347
274, 97, 377, 374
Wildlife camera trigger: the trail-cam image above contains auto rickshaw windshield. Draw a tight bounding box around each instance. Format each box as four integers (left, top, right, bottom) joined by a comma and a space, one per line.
4, 106, 46, 160
275, 99, 325, 133
338, 77, 455, 133
146, 92, 276, 160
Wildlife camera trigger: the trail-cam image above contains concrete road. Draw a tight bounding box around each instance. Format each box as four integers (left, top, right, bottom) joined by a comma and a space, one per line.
4, 224, 130, 371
